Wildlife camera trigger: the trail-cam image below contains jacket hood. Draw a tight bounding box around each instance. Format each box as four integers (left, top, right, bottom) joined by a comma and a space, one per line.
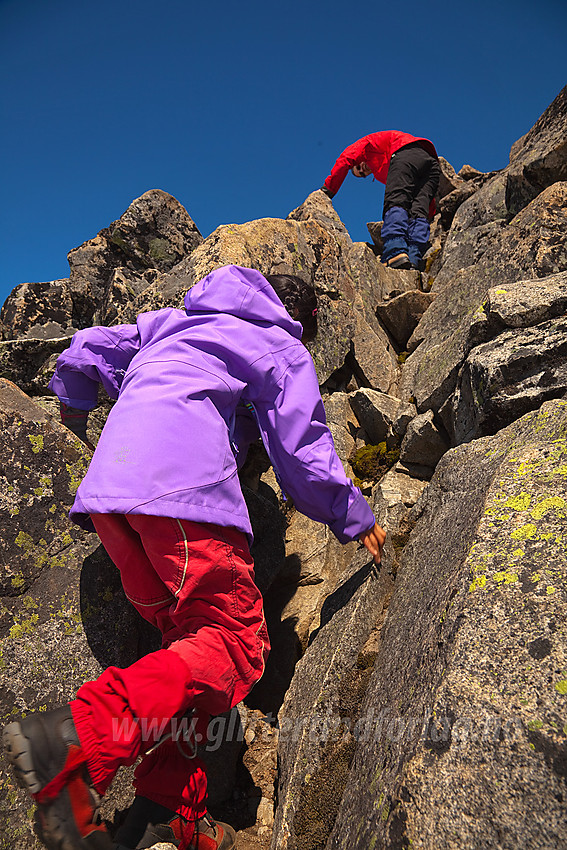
184, 265, 303, 340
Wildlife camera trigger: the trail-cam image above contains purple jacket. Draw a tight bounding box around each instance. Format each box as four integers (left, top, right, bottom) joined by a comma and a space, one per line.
49, 265, 375, 543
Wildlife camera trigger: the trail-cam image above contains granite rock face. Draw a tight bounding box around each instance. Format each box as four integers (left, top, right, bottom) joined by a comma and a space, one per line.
329, 399, 567, 850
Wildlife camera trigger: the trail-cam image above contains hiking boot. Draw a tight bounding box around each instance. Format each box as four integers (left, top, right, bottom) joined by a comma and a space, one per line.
114, 795, 235, 850
2, 705, 111, 850
385, 252, 412, 270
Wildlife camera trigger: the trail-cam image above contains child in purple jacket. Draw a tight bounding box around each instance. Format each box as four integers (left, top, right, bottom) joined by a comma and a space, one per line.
3, 265, 385, 850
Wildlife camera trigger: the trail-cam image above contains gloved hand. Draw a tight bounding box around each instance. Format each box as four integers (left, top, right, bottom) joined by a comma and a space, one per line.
60, 403, 94, 450
319, 186, 334, 199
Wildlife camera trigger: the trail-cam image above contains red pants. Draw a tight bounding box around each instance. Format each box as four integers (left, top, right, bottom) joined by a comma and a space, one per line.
70, 515, 269, 821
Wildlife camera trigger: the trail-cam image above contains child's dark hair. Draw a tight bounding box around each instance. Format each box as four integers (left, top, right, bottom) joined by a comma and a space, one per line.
265, 273, 318, 341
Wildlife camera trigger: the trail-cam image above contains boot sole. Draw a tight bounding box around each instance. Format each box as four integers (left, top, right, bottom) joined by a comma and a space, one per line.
3, 721, 43, 793
386, 259, 412, 269
3, 721, 111, 850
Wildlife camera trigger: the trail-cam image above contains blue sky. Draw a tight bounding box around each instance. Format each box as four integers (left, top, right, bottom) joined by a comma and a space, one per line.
1, 0, 566, 308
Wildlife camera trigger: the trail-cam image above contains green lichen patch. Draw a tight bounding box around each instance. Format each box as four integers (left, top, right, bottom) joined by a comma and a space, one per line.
510, 523, 538, 540
9, 612, 39, 640
504, 492, 532, 511
469, 574, 487, 592
65, 457, 89, 496
531, 496, 566, 521
10, 572, 25, 590
15, 531, 34, 553
149, 237, 176, 265
28, 434, 44, 453
493, 571, 519, 585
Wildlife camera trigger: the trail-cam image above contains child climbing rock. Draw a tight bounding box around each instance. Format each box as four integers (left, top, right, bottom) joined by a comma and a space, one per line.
321, 130, 440, 270
3, 264, 385, 850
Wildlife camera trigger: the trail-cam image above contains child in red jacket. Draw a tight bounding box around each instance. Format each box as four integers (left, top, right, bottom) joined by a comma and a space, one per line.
321, 130, 440, 270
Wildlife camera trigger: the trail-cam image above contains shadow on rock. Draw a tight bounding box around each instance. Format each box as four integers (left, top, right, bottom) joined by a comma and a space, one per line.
79, 544, 160, 670
308, 556, 378, 645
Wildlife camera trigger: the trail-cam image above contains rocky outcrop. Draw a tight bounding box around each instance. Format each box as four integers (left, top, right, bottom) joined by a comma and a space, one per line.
401, 182, 567, 420
442, 267, 567, 448
0, 190, 203, 339
506, 84, 567, 216
329, 399, 567, 850
1, 85, 567, 850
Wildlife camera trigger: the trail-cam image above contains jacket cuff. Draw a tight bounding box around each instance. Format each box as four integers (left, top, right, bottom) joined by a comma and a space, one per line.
329, 487, 376, 544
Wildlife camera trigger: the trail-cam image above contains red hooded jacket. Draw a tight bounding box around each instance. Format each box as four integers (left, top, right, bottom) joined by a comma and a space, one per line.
323, 131, 438, 197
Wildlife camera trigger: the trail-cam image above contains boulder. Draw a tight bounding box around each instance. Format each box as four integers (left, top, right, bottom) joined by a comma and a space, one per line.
348, 389, 401, 445
376, 290, 436, 349
399, 409, 449, 470
392, 400, 417, 439
349, 309, 397, 393
69, 189, 203, 326
483, 270, 567, 328
373, 467, 427, 511
329, 398, 567, 850
0, 279, 76, 341
436, 156, 464, 199
457, 164, 487, 181
102, 189, 202, 272
366, 220, 383, 252
451, 315, 567, 444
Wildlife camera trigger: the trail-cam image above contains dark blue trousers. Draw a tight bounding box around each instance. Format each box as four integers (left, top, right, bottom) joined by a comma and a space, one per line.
381, 143, 440, 265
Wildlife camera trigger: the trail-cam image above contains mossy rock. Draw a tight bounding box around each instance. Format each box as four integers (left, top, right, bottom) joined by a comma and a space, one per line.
350, 443, 400, 484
